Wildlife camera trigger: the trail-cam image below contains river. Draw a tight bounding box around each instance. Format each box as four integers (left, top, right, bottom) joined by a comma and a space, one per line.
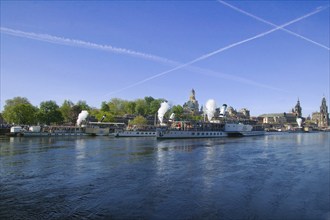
0, 132, 329, 219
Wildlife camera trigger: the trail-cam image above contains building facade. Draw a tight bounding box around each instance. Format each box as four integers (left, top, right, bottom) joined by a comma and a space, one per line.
292, 99, 302, 117
183, 89, 200, 115
319, 97, 329, 128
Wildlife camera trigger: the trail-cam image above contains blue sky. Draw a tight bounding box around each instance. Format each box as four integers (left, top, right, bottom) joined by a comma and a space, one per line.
1, 1, 329, 117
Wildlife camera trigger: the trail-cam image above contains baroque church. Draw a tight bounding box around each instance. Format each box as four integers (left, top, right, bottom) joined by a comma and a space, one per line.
183, 89, 200, 115
292, 99, 302, 118
312, 97, 329, 128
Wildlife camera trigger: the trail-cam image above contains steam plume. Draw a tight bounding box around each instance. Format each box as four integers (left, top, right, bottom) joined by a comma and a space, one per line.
205, 99, 217, 121
158, 102, 170, 123
77, 110, 89, 126
296, 117, 303, 128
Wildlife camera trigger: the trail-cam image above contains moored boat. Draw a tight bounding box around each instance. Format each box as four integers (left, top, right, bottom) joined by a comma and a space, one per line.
114, 125, 156, 137
225, 123, 265, 137
7, 125, 87, 137
156, 121, 227, 139
85, 122, 125, 136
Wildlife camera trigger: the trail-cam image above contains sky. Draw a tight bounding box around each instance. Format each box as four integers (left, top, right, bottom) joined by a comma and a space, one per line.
1, 1, 329, 117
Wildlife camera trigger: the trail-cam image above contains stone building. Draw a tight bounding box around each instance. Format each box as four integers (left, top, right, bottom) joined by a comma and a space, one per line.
238, 108, 250, 119
313, 97, 329, 128
183, 89, 200, 115
292, 99, 302, 117
259, 112, 297, 125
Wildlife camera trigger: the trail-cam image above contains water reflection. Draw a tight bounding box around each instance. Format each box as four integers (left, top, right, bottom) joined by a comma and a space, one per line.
75, 138, 87, 160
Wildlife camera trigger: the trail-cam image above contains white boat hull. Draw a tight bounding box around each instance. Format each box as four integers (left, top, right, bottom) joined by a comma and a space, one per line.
157, 130, 226, 139
23, 132, 87, 137
226, 130, 266, 137
115, 131, 156, 137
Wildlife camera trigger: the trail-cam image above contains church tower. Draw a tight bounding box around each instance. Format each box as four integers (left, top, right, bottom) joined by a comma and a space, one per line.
319, 97, 329, 128
293, 98, 302, 117
183, 89, 200, 115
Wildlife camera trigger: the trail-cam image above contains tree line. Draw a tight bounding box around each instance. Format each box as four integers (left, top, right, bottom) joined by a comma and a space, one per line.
1, 96, 190, 125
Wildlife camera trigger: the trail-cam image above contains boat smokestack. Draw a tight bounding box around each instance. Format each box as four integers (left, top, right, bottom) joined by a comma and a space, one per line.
100, 115, 106, 122
220, 104, 227, 118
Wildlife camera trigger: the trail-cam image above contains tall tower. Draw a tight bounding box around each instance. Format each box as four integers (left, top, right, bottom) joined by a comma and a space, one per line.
319, 97, 329, 128
294, 98, 302, 117
183, 89, 199, 115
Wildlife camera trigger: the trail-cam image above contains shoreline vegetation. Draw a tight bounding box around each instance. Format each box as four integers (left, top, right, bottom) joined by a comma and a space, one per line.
1, 96, 328, 132
0, 96, 180, 126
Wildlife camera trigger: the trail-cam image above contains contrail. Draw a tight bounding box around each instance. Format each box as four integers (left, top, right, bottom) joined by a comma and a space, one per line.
0, 27, 178, 66
1, 26, 287, 93
218, 0, 330, 50
105, 6, 326, 96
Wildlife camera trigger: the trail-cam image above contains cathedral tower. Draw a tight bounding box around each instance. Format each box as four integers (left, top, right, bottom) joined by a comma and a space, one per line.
293, 98, 302, 118
319, 97, 329, 128
183, 89, 200, 115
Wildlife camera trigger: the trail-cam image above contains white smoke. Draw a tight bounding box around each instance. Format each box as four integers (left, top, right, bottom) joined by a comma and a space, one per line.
158, 102, 170, 123
296, 117, 303, 128
205, 99, 217, 121
77, 110, 89, 126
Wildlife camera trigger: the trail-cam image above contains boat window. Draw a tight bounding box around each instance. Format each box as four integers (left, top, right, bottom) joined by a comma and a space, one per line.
192, 132, 195, 135
197, 133, 200, 135
201, 133, 204, 135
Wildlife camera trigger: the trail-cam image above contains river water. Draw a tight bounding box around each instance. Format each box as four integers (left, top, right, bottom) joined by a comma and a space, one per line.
0, 133, 329, 219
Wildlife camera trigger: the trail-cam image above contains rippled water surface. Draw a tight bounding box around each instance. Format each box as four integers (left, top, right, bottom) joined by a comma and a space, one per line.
1, 133, 329, 219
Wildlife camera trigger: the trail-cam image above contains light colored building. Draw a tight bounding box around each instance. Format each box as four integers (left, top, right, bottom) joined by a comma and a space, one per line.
313, 97, 329, 128
183, 89, 200, 115
319, 97, 329, 128
259, 112, 296, 124
292, 99, 302, 117
239, 108, 250, 119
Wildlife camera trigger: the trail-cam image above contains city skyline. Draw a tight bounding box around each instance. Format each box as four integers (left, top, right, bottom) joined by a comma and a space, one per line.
1, 1, 329, 117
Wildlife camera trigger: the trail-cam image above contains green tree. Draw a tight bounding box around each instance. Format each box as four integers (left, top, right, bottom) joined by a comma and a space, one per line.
101, 101, 110, 112
2, 97, 38, 124
60, 100, 74, 124
134, 99, 148, 116
129, 115, 147, 125
123, 101, 136, 115
171, 105, 184, 120
76, 100, 90, 110
69, 105, 82, 125
90, 108, 114, 122
108, 98, 127, 116
149, 99, 163, 115
37, 101, 64, 125
144, 96, 154, 105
